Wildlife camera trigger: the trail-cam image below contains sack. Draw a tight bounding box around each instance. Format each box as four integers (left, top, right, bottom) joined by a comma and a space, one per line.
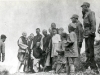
33, 48, 42, 59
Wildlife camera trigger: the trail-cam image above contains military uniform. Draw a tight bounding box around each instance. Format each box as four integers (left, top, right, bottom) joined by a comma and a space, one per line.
76, 21, 83, 54
82, 2, 98, 70
68, 14, 83, 54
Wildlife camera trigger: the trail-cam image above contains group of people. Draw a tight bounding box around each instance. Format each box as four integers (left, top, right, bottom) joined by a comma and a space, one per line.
17, 2, 99, 75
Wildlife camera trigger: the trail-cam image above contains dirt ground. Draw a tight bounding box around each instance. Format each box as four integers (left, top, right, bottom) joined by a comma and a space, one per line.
11, 72, 100, 75
12, 72, 66, 75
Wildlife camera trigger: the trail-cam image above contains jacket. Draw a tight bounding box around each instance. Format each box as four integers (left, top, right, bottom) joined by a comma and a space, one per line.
83, 9, 96, 37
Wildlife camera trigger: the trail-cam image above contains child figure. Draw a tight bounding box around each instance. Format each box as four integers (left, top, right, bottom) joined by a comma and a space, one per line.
65, 27, 78, 75
51, 28, 61, 72
54, 33, 68, 74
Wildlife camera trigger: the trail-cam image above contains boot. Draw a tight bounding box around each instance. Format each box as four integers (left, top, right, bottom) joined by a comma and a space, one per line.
2, 53, 5, 62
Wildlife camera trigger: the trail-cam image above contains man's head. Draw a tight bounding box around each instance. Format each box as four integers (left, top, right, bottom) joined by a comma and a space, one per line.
71, 14, 78, 23
22, 32, 27, 38
30, 33, 34, 39
61, 33, 67, 40
36, 28, 40, 35
81, 2, 90, 12
52, 28, 57, 35
58, 27, 64, 35
51, 23, 56, 29
48, 27, 52, 34
42, 29, 47, 36
1, 34, 7, 42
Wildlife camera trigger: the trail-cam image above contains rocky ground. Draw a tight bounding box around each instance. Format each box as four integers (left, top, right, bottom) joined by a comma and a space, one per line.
1, 40, 100, 75
9, 71, 100, 75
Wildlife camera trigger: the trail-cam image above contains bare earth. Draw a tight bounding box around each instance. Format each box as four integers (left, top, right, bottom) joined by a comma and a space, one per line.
12, 72, 67, 75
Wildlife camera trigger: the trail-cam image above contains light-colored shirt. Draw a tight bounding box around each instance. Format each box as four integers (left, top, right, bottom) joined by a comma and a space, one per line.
18, 38, 28, 52
52, 34, 61, 44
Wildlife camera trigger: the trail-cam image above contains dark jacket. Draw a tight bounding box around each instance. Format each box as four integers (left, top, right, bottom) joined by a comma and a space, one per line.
83, 9, 96, 37
68, 21, 84, 43
33, 47, 42, 59
76, 21, 84, 42
32, 34, 42, 48
43, 35, 51, 51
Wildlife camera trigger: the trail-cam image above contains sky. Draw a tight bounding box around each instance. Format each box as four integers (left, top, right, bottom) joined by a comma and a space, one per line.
0, 0, 100, 74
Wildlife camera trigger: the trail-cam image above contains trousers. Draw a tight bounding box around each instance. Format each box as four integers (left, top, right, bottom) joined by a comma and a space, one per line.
0, 53, 5, 62
85, 34, 97, 70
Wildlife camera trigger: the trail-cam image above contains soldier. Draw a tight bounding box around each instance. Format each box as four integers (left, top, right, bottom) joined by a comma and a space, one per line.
0, 34, 7, 62
81, 2, 99, 74
68, 14, 83, 55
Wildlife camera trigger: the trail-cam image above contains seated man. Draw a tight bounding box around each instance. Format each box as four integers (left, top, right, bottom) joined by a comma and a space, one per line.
31, 42, 43, 72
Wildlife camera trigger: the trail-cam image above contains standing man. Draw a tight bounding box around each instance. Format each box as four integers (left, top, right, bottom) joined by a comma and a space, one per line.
32, 28, 42, 72
33, 28, 42, 48
17, 32, 28, 72
68, 14, 83, 55
42, 29, 51, 71
81, 2, 99, 73
0, 34, 7, 62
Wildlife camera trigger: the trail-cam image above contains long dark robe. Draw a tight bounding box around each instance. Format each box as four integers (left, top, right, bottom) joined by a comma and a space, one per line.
42, 35, 51, 68
27, 39, 33, 72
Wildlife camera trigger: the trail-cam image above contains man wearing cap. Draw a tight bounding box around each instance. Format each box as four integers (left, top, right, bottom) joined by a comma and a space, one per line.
68, 14, 83, 55
81, 2, 99, 73
0, 34, 7, 62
